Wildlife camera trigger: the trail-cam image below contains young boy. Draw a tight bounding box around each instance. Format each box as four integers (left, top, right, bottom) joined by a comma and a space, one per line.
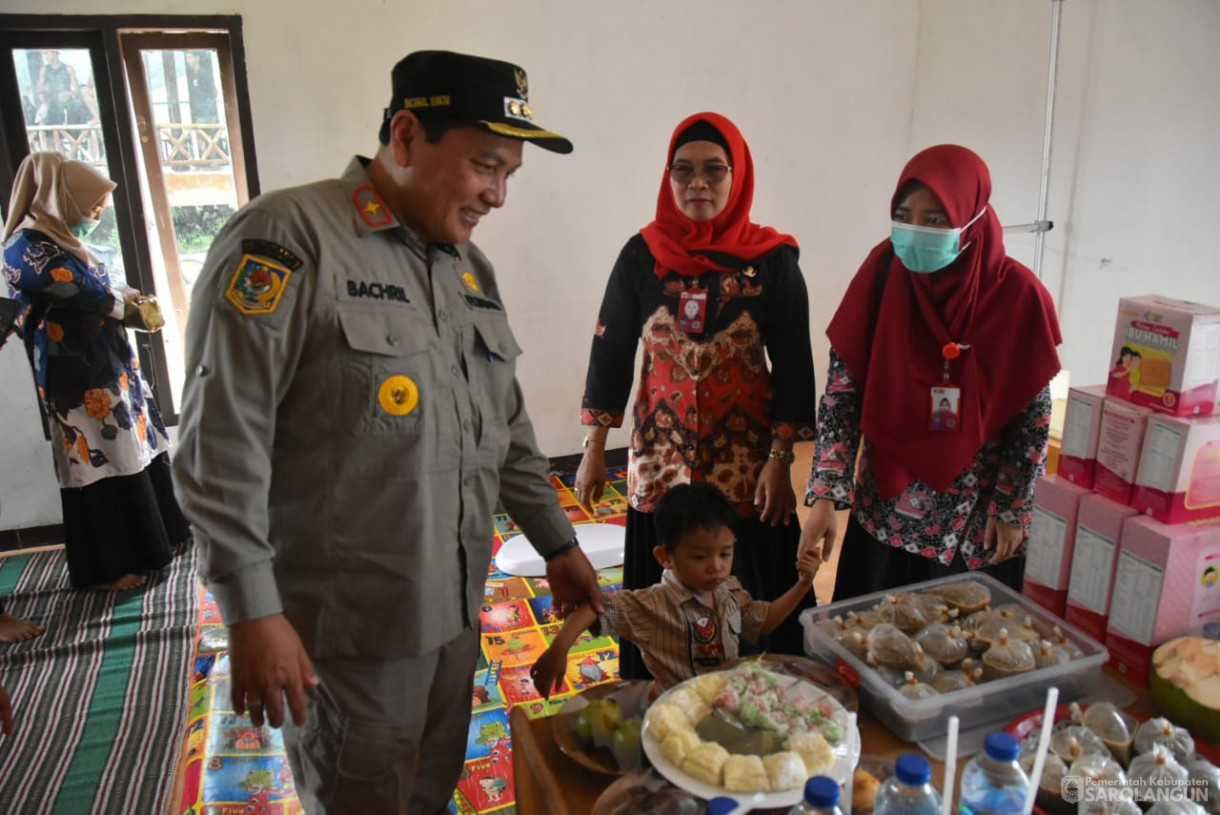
531, 483, 821, 695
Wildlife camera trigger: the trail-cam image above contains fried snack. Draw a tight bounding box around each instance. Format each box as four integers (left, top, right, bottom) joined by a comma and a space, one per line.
666, 686, 711, 725
660, 727, 703, 766
645, 702, 693, 743
764, 750, 808, 791
692, 672, 728, 706
784, 729, 835, 775
723, 754, 770, 793
681, 741, 730, 787
853, 767, 882, 811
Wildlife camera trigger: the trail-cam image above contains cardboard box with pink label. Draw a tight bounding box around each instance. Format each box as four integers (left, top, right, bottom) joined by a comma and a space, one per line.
1107, 294, 1220, 417
1023, 474, 1089, 617
1132, 414, 1220, 525
1058, 385, 1107, 489
1104, 515, 1220, 685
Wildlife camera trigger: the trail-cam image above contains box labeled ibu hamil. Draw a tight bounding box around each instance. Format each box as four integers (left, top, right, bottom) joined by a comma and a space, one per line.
1107, 295, 1220, 416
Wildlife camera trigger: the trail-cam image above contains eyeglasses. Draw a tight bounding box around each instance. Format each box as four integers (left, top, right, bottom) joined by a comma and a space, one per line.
668, 162, 732, 185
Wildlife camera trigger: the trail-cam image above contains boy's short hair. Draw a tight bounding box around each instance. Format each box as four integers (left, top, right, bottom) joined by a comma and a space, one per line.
653, 483, 738, 552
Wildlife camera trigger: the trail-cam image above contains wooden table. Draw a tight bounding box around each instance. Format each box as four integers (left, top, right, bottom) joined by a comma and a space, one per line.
510, 668, 1155, 815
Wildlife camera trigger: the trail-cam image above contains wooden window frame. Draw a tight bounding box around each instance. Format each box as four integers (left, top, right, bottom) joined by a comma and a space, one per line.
0, 14, 260, 426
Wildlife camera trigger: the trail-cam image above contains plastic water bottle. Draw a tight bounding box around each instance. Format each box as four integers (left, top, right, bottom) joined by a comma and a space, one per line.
707, 797, 741, 815
875, 754, 944, 815
789, 776, 846, 815
958, 732, 1030, 815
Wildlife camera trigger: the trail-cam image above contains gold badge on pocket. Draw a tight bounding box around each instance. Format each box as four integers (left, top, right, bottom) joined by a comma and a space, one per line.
377, 375, 419, 416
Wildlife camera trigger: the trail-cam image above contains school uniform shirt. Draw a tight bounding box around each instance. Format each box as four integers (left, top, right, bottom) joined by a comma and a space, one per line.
805, 348, 1051, 569
581, 234, 816, 514
595, 569, 769, 689
173, 157, 575, 659
3, 229, 171, 488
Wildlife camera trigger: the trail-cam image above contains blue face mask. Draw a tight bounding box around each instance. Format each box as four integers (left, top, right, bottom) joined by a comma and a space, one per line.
70, 217, 100, 239
891, 208, 986, 273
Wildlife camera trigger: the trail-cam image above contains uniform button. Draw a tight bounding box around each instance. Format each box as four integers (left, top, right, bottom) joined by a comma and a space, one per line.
438, 310, 448, 321
195, 364, 209, 376
451, 365, 461, 376
462, 420, 471, 431
386, 334, 399, 346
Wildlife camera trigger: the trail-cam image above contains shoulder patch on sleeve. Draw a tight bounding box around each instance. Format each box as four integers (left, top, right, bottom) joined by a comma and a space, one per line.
226, 255, 293, 315
240, 239, 303, 271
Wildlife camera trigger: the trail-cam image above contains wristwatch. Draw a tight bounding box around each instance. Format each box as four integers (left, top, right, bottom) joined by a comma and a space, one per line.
767, 447, 795, 465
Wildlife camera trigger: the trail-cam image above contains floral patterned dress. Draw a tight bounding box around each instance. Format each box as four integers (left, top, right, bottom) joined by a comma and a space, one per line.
582, 234, 817, 514
4, 229, 170, 489
806, 348, 1051, 570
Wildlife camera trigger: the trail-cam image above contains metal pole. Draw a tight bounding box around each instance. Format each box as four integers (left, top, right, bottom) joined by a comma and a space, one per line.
1034, 0, 1066, 280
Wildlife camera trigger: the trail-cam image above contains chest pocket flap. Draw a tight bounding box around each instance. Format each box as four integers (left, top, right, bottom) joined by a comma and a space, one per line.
338, 305, 432, 357
472, 316, 522, 362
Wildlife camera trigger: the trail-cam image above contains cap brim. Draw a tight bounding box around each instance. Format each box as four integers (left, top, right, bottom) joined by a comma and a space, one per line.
478, 120, 573, 154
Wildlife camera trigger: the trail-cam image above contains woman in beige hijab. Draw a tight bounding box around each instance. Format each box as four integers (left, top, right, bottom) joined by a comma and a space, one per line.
3, 152, 187, 593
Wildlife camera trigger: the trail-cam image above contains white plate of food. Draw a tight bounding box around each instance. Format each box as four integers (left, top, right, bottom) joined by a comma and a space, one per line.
641, 659, 861, 809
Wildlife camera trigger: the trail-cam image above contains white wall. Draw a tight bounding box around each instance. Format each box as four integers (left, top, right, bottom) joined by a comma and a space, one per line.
1041, 0, 1220, 386
2, 1, 1218, 530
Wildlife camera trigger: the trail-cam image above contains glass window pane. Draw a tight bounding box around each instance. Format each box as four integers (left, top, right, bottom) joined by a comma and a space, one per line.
11, 47, 127, 288
134, 47, 240, 410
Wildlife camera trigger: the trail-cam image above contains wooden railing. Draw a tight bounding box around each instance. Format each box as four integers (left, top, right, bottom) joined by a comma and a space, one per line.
24, 123, 231, 169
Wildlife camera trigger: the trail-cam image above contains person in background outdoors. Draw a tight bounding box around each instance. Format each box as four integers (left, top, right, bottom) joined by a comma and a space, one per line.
576, 112, 818, 680
21, 90, 36, 126
800, 144, 1062, 600
33, 91, 54, 127
185, 51, 218, 124
3, 152, 189, 592
37, 50, 78, 98
76, 84, 100, 125
172, 51, 601, 814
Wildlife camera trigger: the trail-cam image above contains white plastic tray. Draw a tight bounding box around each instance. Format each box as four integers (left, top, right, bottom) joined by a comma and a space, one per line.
800, 572, 1109, 743
494, 522, 625, 577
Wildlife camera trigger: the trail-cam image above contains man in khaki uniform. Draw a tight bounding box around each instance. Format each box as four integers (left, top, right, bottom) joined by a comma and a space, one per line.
172, 51, 602, 814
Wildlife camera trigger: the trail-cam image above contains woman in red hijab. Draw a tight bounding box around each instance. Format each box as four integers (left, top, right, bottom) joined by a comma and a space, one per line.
800, 144, 1062, 600
576, 113, 818, 678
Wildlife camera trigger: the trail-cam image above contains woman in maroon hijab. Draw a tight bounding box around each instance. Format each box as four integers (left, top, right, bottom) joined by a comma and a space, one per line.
801, 144, 1062, 600
576, 113, 817, 678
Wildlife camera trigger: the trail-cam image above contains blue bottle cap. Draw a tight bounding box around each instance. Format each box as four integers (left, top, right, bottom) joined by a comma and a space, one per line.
705, 796, 740, 815
895, 753, 933, 786
984, 732, 1021, 762
806, 776, 841, 808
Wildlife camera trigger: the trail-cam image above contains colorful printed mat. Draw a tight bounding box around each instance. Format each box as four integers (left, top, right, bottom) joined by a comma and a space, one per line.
176, 466, 630, 815
0, 545, 199, 814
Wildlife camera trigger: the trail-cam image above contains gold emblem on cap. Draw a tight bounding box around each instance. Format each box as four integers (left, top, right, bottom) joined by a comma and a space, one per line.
378, 375, 419, 416
743, 266, 756, 278
461, 272, 479, 292
504, 98, 534, 122
514, 68, 528, 99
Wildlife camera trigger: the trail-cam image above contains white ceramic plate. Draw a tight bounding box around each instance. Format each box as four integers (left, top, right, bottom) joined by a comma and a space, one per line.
641, 666, 861, 809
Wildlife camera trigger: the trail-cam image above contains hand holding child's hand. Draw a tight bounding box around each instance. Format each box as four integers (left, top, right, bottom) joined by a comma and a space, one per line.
796, 549, 822, 586
529, 646, 567, 700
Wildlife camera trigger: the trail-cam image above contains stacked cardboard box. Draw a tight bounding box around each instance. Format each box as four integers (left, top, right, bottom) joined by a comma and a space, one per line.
1024, 295, 1220, 684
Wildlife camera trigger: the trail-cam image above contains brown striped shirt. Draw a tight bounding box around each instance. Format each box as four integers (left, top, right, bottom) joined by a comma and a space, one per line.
596, 570, 769, 689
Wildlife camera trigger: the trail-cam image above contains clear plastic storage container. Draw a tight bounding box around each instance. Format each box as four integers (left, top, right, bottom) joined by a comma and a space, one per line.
800, 573, 1108, 742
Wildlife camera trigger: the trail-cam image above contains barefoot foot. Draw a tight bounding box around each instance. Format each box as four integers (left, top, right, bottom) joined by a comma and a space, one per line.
0, 611, 45, 643
96, 574, 147, 592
